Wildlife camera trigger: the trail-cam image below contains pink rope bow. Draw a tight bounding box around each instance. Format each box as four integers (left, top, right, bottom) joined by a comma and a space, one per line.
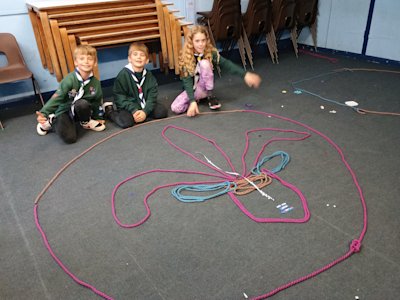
34, 110, 367, 299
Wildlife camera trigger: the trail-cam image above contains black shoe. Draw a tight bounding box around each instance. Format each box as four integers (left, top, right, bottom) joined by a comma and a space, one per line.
207, 96, 221, 110
104, 105, 114, 120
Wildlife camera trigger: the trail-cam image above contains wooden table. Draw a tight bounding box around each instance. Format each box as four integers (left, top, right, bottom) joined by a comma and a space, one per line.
26, 0, 191, 81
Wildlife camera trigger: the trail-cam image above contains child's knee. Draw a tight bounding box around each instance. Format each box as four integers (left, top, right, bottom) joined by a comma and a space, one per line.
73, 99, 91, 121
112, 110, 134, 128
62, 135, 77, 144
171, 101, 188, 114
59, 130, 77, 144
74, 99, 90, 110
194, 88, 208, 100
171, 93, 190, 114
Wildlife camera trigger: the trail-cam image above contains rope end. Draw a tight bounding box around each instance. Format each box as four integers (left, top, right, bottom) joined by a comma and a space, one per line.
355, 108, 367, 115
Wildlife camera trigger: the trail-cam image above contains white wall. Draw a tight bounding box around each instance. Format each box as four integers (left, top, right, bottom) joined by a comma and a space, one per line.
1, 0, 399, 102
298, 0, 400, 61
325, 0, 370, 53
366, 0, 400, 61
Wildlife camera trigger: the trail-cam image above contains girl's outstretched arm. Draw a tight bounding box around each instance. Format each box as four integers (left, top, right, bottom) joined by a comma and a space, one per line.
244, 72, 262, 88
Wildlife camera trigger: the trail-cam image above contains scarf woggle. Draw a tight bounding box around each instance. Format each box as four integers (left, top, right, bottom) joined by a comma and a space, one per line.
125, 64, 147, 109
71, 69, 93, 116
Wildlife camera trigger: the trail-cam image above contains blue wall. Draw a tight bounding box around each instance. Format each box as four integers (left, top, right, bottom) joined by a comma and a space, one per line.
1, 0, 399, 102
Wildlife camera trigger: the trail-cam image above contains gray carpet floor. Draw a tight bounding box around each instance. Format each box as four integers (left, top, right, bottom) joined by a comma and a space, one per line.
1, 47, 399, 300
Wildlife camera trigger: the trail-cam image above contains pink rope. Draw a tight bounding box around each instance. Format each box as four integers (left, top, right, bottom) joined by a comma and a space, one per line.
161, 125, 238, 180
241, 127, 311, 177
34, 204, 114, 300
112, 169, 230, 228
298, 48, 339, 63
250, 110, 368, 242
112, 126, 311, 226
246, 111, 367, 299
34, 110, 367, 299
227, 171, 310, 223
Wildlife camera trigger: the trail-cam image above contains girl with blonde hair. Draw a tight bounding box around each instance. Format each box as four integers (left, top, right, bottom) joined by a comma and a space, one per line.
171, 25, 261, 117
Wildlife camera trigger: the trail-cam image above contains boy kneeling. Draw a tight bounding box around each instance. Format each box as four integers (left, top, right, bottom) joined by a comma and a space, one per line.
36, 45, 105, 144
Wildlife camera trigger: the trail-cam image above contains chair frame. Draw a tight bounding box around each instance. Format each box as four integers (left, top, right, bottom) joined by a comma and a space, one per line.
197, 0, 253, 70
271, 0, 299, 59
295, 0, 319, 50
243, 0, 278, 63
0, 33, 45, 130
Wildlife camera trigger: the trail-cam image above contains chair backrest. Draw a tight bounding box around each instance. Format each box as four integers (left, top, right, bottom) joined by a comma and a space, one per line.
0, 32, 44, 107
295, 0, 318, 27
208, 0, 241, 25
243, 0, 273, 36
0, 33, 27, 67
272, 0, 297, 32
208, 1, 242, 41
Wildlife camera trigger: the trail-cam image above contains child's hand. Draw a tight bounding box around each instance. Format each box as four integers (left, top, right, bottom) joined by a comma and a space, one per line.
133, 110, 146, 123
187, 101, 199, 117
244, 72, 262, 88
36, 111, 47, 124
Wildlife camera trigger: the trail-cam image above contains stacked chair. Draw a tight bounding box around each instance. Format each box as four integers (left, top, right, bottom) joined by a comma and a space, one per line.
196, 0, 318, 67
242, 0, 277, 63
0, 33, 45, 129
197, 0, 253, 70
270, 0, 320, 62
295, 0, 319, 50
271, 0, 299, 60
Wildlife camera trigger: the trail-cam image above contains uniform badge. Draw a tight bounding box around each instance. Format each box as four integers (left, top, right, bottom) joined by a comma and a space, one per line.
68, 89, 77, 99
90, 86, 96, 95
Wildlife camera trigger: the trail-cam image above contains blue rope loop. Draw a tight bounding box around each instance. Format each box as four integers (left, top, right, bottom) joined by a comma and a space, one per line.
171, 151, 290, 203
251, 151, 290, 175
171, 181, 235, 203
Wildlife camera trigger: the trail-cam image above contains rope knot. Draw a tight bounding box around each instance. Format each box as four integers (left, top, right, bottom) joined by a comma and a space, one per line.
350, 239, 362, 253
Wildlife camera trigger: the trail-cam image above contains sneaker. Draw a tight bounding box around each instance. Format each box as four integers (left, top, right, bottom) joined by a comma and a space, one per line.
207, 96, 221, 110
36, 123, 50, 135
80, 119, 106, 131
36, 114, 55, 136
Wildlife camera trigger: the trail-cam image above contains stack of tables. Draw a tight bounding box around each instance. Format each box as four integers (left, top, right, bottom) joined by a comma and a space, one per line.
26, 0, 191, 81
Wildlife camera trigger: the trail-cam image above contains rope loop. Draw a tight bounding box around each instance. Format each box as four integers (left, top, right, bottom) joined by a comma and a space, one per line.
233, 173, 272, 196
350, 239, 362, 253
355, 108, 367, 115
171, 181, 234, 203
251, 151, 290, 175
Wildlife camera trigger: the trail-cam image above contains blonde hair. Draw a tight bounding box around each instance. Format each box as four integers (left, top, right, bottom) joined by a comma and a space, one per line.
179, 25, 218, 77
128, 42, 149, 58
73, 45, 97, 61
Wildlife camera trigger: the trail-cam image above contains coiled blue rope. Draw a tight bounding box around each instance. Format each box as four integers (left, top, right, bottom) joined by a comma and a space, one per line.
171, 151, 290, 203
251, 151, 290, 175
171, 181, 235, 203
